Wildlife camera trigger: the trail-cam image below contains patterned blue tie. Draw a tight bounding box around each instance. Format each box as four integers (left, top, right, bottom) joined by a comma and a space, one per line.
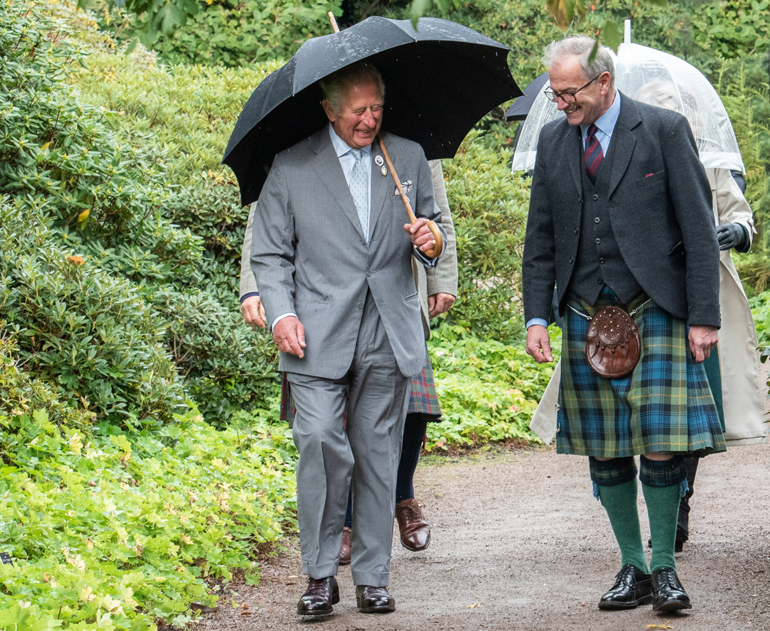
349, 149, 369, 243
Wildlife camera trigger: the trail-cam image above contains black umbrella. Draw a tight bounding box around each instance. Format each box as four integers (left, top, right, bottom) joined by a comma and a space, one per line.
504, 72, 549, 121
223, 16, 521, 206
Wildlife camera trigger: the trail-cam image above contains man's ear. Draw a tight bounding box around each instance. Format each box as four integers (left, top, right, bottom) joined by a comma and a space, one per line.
321, 99, 336, 123
599, 71, 612, 94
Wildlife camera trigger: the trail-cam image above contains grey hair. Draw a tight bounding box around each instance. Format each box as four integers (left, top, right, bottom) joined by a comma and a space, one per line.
634, 80, 682, 113
542, 35, 615, 87
319, 62, 385, 114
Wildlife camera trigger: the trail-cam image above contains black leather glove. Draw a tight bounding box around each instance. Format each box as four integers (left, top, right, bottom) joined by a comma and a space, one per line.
716, 222, 750, 252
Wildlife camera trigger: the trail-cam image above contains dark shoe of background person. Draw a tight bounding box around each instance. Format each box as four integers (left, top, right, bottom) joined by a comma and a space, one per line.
356, 585, 396, 613
648, 526, 688, 553
339, 527, 352, 565
395, 498, 431, 551
296, 576, 339, 616
598, 564, 653, 610
651, 567, 692, 612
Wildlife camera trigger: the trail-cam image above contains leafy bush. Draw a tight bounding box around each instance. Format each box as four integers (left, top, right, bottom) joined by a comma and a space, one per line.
0, 395, 295, 628
440, 134, 531, 342
425, 323, 560, 449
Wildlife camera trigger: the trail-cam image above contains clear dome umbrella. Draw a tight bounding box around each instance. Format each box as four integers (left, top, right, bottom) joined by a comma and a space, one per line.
512, 41, 744, 173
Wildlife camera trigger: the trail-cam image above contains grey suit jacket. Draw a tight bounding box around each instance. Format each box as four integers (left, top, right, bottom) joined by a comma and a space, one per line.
522, 94, 720, 328
241, 160, 458, 341
251, 128, 446, 379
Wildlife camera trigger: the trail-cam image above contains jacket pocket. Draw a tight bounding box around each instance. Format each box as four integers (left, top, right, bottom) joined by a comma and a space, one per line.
668, 240, 684, 256
636, 170, 665, 188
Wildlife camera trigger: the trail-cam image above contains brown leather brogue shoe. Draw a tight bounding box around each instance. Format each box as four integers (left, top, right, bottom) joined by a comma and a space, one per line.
296, 576, 339, 616
339, 527, 352, 566
356, 585, 396, 613
395, 498, 431, 551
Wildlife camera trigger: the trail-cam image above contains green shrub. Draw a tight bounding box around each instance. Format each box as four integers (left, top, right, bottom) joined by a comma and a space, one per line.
441, 134, 531, 342
426, 323, 560, 449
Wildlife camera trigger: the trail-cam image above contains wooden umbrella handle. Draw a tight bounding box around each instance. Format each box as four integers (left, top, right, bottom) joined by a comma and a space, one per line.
377, 134, 443, 259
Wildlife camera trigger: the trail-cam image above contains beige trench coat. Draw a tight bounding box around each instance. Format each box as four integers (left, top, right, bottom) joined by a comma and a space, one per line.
530, 168, 767, 446
239, 160, 458, 340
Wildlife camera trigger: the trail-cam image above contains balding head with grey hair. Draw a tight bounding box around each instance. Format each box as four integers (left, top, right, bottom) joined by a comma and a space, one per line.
319, 62, 385, 115
542, 36, 615, 88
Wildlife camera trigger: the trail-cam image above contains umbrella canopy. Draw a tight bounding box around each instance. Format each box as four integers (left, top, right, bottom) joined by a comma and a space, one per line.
504, 72, 549, 121
512, 43, 744, 173
223, 16, 521, 205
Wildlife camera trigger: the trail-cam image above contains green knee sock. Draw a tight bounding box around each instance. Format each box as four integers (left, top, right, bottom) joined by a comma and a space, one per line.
642, 482, 680, 572
598, 480, 649, 574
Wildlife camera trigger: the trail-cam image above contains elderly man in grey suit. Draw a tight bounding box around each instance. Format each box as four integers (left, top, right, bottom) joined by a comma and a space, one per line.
251, 61, 445, 617
523, 36, 725, 614
240, 159, 457, 558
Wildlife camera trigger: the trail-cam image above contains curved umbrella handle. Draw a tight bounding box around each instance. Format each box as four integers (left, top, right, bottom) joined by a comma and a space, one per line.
377, 134, 443, 259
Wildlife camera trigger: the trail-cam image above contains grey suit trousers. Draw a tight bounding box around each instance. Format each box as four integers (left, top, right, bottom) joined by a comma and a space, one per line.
287, 291, 411, 587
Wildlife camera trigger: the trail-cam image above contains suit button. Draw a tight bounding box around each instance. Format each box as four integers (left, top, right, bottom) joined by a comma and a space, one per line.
357, 302, 364, 309
569, 256, 574, 264
595, 238, 601, 245
599, 258, 605, 265
366, 269, 372, 277
594, 217, 600, 224
593, 194, 599, 201
574, 228, 579, 234
598, 278, 604, 284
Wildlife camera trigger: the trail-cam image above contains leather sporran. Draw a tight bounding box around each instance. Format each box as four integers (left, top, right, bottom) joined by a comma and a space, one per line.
585, 306, 641, 378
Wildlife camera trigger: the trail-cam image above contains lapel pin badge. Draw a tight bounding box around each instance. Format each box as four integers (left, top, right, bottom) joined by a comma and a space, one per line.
374, 155, 384, 167
381, 166, 388, 177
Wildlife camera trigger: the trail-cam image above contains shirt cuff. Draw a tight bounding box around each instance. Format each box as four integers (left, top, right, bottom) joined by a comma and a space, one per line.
413, 246, 438, 268
272, 312, 297, 332
526, 318, 549, 329
240, 292, 259, 304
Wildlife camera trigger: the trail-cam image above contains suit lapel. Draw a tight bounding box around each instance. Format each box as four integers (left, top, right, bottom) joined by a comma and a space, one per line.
607, 94, 641, 200
308, 129, 366, 241
367, 136, 390, 241
566, 124, 582, 195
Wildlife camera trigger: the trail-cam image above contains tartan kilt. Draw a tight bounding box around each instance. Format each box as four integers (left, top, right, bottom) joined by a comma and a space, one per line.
557, 290, 726, 458
279, 351, 441, 425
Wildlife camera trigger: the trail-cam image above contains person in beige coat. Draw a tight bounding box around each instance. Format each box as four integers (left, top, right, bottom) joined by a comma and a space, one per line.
530, 165, 767, 549
239, 159, 458, 557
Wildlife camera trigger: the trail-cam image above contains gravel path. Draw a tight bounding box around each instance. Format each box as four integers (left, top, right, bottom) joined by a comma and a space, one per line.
198, 443, 770, 631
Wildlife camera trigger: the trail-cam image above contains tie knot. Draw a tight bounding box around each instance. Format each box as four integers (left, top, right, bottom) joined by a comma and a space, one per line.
350, 148, 363, 162
587, 123, 599, 138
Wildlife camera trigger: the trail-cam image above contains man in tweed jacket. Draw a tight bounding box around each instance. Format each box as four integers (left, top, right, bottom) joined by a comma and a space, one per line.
522, 36, 724, 614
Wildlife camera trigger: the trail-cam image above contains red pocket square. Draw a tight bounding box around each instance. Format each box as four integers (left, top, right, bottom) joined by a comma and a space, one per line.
644, 172, 654, 178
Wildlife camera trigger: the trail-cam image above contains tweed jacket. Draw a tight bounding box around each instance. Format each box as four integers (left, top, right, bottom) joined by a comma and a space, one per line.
522, 93, 720, 328
250, 128, 445, 379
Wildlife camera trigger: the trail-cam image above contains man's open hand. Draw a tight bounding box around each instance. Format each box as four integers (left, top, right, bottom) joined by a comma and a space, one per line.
240, 295, 266, 328
428, 293, 455, 319
273, 316, 306, 358
526, 325, 553, 363
689, 325, 718, 363
404, 218, 436, 253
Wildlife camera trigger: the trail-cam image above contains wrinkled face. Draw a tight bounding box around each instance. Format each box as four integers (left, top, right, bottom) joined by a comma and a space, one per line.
548, 56, 613, 127
322, 79, 383, 149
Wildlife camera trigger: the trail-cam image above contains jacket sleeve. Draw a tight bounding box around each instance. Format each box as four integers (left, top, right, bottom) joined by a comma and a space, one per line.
239, 202, 259, 300
250, 156, 297, 326
426, 159, 458, 297
522, 132, 557, 324
664, 116, 721, 327
411, 150, 447, 269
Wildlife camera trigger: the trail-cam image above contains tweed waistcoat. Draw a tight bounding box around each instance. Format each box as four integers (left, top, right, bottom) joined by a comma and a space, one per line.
569, 144, 642, 305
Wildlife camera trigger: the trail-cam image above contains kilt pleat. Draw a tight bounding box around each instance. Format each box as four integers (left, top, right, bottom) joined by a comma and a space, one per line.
557, 290, 726, 458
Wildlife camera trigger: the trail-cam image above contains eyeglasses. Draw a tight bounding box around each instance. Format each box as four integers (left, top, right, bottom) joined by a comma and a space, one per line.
543, 75, 600, 104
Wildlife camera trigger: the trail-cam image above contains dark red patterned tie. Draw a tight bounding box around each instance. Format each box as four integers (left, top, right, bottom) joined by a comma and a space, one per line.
584, 123, 603, 183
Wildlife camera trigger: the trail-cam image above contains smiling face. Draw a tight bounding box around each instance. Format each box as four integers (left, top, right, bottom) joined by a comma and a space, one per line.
322, 79, 383, 149
548, 55, 614, 127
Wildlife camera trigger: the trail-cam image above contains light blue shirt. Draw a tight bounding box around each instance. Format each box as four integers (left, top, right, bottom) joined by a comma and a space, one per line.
329, 122, 373, 224
526, 91, 621, 331
272, 124, 375, 331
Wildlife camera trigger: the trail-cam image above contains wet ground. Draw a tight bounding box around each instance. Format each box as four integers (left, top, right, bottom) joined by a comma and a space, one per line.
198, 443, 770, 631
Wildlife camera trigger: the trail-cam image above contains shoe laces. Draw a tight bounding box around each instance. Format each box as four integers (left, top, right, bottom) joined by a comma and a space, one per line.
656, 567, 678, 588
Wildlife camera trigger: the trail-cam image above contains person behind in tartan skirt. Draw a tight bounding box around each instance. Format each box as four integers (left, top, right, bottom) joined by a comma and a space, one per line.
522, 36, 725, 614
240, 160, 458, 562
